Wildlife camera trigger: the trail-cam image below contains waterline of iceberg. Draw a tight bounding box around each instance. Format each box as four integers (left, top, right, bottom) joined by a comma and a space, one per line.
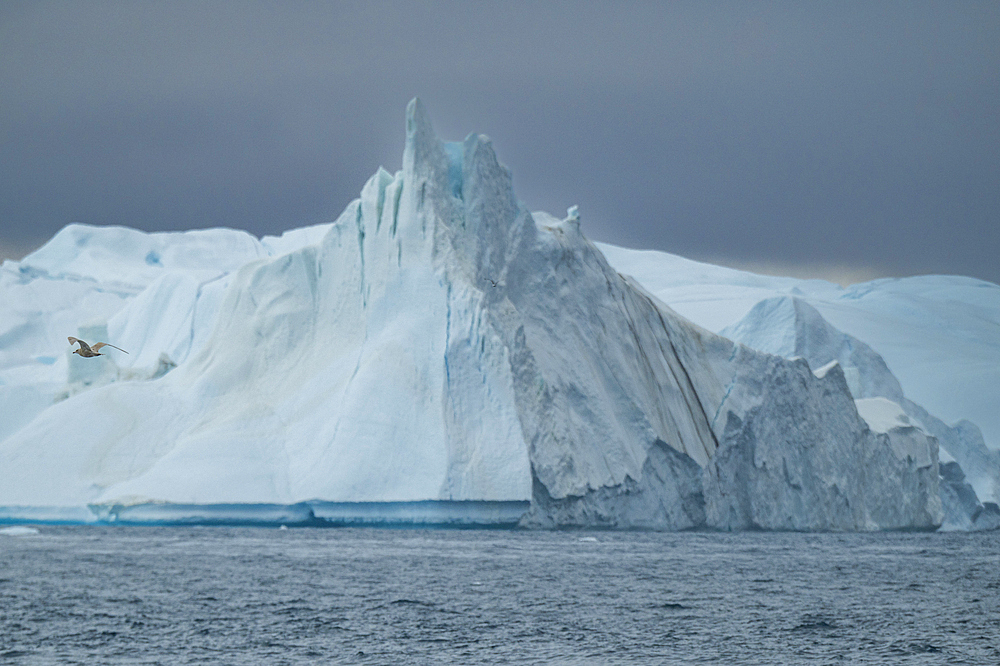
0, 501, 531, 528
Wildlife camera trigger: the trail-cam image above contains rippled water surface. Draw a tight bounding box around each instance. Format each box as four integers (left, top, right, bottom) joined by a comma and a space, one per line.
1, 527, 998, 664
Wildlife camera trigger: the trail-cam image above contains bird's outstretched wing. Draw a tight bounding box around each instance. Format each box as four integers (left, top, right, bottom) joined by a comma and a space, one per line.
68, 336, 93, 353
92, 342, 129, 354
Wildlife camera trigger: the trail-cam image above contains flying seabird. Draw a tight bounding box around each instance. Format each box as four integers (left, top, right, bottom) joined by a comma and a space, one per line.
68, 337, 129, 358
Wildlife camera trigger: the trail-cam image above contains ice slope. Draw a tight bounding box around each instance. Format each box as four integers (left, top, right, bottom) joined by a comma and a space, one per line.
596, 245, 1000, 454
0, 100, 942, 530
0, 222, 337, 432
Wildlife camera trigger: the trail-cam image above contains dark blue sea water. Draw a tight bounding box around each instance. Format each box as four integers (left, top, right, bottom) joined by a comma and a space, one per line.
1, 527, 997, 665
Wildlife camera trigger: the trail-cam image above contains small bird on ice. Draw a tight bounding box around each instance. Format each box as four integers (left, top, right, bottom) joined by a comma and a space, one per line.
68, 336, 128, 358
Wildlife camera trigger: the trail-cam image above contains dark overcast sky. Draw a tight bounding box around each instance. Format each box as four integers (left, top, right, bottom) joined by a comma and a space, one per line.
2, 1, 998, 284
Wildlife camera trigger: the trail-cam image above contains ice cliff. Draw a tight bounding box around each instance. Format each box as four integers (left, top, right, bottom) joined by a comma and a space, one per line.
0, 100, 950, 530
720, 296, 998, 529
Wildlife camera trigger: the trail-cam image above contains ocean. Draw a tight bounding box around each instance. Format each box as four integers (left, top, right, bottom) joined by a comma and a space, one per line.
1, 526, 997, 664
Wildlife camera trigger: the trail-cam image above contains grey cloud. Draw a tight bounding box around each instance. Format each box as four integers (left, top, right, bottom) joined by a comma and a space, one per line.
2, 1, 998, 283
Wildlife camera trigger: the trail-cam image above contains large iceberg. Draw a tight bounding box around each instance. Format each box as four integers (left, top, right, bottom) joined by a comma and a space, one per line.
0, 100, 950, 530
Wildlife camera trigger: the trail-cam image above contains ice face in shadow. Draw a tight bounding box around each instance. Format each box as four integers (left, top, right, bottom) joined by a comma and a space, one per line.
700, 355, 940, 531
0, 100, 946, 530
938, 462, 1000, 531
721, 296, 994, 529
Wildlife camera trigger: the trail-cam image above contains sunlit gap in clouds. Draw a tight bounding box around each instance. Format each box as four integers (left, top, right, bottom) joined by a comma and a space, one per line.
0, 239, 40, 265
692, 256, 893, 287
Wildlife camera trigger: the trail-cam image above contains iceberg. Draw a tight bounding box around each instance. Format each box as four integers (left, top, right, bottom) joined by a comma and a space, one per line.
596, 246, 1000, 461
0, 100, 949, 530
718, 296, 998, 528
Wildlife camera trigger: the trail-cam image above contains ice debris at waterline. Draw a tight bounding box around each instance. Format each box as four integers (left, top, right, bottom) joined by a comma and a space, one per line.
0, 526, 40, 536
2, 98, 990, 531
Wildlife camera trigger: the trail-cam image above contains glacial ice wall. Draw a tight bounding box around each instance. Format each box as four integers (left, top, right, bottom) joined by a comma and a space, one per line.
0, 99, 948, 530
721, 296, 997, 526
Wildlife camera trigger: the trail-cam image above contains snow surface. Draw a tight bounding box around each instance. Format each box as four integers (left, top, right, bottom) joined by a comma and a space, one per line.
0, 99, 959, 530
855, 397, 917, 436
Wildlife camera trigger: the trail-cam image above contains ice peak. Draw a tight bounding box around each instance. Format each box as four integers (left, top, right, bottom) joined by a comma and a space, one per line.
401, 99, 512, 210
402, 97, 446, 183
405, 97, 435, 146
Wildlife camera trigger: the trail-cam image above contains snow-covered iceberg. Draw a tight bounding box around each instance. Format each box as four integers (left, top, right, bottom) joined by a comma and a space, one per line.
0, 100, 952, 530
